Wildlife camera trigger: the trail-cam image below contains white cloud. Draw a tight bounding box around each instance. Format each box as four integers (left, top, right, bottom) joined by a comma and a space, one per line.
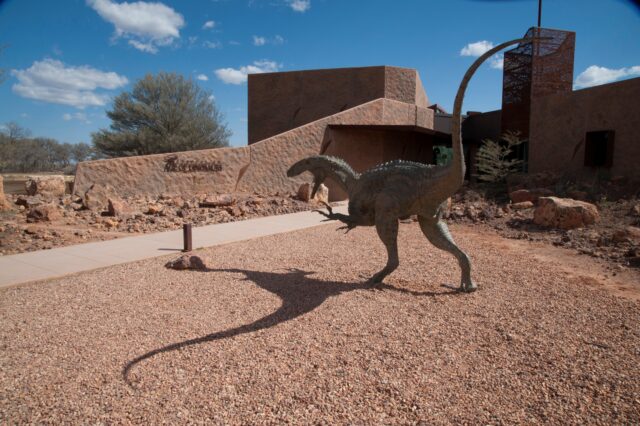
196, 74, 209, 81
11, 59, 128, 109
215, 60, 281, 85
128, 39, 157, 53
202, 20, 215, 29
87, 0, 184, 53
460, 40, 494, 57
253, 35, 285, 46
203, 40, 222, 49
574, 65, 640, 89
288, 0, 310, 12
490, 54, 504, 70
63, 112, 91, 123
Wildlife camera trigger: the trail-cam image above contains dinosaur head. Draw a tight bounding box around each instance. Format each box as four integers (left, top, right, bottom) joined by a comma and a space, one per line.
287, 157, 327, 198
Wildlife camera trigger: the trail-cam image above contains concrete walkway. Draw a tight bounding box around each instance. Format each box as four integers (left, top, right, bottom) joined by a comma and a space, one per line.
0, 204, 348, 288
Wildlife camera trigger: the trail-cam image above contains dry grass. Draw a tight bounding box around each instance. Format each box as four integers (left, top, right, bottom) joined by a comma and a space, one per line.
1, 222, 639, 424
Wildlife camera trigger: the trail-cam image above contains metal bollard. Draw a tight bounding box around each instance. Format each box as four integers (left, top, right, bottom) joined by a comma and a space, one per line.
183, 223, 193, 252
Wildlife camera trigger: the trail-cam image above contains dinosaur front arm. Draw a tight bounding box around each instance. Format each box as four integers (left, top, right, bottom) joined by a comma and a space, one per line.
314, 202, 357, 233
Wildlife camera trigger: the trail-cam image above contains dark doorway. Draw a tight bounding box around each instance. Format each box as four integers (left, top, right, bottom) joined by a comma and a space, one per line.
584, 130, 614, 168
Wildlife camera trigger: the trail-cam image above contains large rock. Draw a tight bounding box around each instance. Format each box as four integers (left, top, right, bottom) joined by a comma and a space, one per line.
26, 204, 61, 222
533, 197, 600, 230
83, 184, 115, 211
297, 182, 329, 204
0, 176, 10, 212
25, 175, 66, 197
107, 197, 134, 218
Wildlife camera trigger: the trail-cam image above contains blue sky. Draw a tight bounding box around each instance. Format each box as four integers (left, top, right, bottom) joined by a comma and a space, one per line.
0, 0, 639, 147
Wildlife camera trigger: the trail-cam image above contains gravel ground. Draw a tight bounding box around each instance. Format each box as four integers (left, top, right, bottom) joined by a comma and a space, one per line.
1, 222, 639, 424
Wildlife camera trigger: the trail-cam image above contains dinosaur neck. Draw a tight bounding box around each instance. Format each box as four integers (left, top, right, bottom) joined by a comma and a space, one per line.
441, 37, 531, 194
317, 156, 359, 192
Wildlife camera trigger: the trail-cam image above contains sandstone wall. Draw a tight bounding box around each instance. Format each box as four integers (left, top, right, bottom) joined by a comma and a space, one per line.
74, 99, 435, 200
529, 77, 640, 178
74, 146, 251, 197
248, 66, 428, 144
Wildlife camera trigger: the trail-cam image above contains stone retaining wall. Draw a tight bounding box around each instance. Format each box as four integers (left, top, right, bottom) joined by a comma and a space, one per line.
74, 99, 434, 200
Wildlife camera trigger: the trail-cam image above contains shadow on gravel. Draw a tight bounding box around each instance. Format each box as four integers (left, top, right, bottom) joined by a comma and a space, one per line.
122, 267, 460, 386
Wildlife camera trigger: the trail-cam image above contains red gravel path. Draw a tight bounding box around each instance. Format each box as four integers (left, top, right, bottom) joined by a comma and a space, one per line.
1, 222, 639, 424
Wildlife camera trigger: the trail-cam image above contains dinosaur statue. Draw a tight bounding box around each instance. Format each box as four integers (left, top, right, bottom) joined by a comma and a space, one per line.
287, 37, 531, 292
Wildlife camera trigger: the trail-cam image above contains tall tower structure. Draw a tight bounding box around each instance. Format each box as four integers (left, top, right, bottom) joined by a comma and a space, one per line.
501, 27, 576, 139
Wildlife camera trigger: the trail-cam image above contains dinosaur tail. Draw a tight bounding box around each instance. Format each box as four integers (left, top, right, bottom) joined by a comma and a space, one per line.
442, 37, 533, 195
287, 155, 359, 197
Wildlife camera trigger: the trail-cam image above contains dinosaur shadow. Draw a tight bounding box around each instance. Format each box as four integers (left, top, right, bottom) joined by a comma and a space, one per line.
122, 267, 461, 386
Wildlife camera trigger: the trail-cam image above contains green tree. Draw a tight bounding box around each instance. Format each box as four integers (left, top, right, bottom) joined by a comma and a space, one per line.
92, 72, 231, 157
71, 142, 93, 163
475, 131, 525, 183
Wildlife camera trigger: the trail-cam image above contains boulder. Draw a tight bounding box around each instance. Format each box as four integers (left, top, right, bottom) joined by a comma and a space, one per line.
297, 182, 329, 204
26, 204, 61, 222
297, 183, 312, 202
83, 184, 114, 211
0, 176, 10, 212
165, 255, 207, 270
613, 226, 640, 244
533, 197, 600, 230
314, 183, 329, 204
25, 175, 66, 197
107, 197, 134, 218
509, 188, 554, 204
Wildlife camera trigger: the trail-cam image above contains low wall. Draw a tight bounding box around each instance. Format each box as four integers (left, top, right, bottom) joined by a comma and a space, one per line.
529, 77, 640, 179
74, 99, 434, 199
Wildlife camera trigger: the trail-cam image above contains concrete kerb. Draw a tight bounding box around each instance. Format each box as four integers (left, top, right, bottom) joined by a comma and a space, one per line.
0, 203, 348, 289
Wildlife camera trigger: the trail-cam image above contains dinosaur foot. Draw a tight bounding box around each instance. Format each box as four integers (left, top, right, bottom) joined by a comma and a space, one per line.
366, 268, 394, 287
459, 281, 478, 293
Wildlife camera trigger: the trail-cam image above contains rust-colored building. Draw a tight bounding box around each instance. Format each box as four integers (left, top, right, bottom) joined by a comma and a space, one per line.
74, 27, 640, 200
475, 27, 640, 179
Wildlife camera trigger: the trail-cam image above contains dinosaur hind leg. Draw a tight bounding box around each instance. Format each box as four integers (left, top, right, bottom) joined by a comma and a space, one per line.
418, 215, 476, 292
368, 217, 400, 285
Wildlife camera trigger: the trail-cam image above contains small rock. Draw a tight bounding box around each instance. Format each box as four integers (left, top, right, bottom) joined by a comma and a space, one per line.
165, 254, 206, 270
200, 194, 236, 208
102, 218, 119, 229
226, 206, 243, 217
146, 203, 163, 215
509, 188, 554, 204
24, 226, 39, 235
511, 201, 534, 210
26, 204, 61, 223
15, 195, 43, 208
